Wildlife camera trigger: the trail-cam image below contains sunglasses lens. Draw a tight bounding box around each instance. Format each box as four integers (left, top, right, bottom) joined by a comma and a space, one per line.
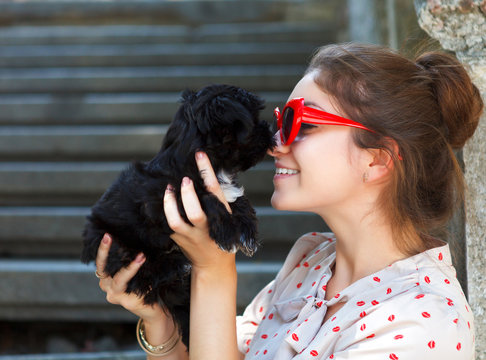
282, 107, 294, 144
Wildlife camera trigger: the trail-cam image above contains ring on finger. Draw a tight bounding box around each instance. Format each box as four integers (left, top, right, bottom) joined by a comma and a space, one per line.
95, 269, 108, 279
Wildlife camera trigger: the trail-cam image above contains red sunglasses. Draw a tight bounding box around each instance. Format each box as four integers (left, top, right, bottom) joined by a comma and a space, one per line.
274, 97, 374, 146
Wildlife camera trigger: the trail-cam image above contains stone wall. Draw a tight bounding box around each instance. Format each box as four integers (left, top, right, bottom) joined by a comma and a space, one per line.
415, 0, 486, 358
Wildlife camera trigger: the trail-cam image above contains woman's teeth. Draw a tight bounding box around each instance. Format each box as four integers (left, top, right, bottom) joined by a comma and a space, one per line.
276, 168, 299, 175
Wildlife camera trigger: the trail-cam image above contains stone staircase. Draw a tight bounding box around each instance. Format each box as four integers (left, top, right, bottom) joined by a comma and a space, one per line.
0, 0, 334, 357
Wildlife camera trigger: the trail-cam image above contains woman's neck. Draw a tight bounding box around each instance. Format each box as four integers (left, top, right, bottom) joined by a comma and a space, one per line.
322, 208, 411, 292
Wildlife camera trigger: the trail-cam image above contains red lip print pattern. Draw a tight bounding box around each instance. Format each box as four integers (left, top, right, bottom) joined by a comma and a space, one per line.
373, 277, 381, 282
310, 350, 319, 356
332, 326, 340, 332
389, 353, 398, 360
422, 312, 431, 318
457, 343, 462, 351
388, 315, 395, 322
394, 334, 403, 340
387, 288, 392, 294
297, 283, 302, 288
424, 276, 431, 284
371, 300, 379, 306
357, 301, 365, 306
428, 340, 435, 349
292, 333, 299, 341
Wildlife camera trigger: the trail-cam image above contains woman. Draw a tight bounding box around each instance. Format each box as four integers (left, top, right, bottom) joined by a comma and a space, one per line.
94, 43, 483, 359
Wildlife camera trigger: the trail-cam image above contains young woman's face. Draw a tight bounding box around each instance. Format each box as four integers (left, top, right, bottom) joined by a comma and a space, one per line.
270, 73, 369, 216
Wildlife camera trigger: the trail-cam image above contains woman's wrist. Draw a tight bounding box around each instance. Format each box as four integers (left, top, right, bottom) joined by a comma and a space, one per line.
141, 311, 177, 348
137, 318, 180, 357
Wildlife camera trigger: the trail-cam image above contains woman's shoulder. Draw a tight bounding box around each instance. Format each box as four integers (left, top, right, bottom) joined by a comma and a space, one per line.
346, 244, 475, 358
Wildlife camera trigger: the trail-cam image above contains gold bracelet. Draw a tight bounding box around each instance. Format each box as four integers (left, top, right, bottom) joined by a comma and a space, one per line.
136, 318, 180, 357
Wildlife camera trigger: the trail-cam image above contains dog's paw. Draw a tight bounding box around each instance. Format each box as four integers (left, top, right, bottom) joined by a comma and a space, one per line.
229, 196, 259, 256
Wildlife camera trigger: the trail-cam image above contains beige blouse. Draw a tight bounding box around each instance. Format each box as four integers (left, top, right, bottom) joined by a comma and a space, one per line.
237, 232, 474, 359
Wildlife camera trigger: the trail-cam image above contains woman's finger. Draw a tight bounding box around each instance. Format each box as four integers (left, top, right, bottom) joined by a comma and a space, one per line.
110, 253, 146, 293
195, 151, 231, 211
95, 233, 112, 277
164, 185, 192, 234
180, 177, 207, 227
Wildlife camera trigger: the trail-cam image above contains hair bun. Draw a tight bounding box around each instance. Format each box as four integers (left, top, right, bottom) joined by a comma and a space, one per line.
415, 52, 483, 149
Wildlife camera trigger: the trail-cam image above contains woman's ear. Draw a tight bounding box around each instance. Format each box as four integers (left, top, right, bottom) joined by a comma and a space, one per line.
365, 138, 400, 183
366, 148, 393, 182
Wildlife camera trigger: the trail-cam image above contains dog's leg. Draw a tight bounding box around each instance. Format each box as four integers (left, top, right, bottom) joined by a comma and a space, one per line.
199, 193, 241, 252
229, 196, 258, 256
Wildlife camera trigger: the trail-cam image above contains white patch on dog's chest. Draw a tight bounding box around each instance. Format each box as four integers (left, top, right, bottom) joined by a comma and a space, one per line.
217, 170, 244, 203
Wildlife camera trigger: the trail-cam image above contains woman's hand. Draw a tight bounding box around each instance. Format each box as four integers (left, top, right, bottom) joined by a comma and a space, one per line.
95, 233, 167, 324
96, 234, 189, 359
163, 151, 235, 272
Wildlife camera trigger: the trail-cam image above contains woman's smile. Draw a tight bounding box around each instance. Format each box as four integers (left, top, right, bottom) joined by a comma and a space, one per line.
274, 167, 300, 176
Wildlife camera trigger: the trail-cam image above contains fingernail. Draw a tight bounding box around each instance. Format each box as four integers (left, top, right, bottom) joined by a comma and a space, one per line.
196, 151, 205, 160
182, 177, 192, 186
166, 184, 174, 192
102, 234, 111, 244
135, 253, 146, 263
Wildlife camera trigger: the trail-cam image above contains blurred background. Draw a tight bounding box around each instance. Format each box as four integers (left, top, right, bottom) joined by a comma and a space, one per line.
0, 0, 436, 358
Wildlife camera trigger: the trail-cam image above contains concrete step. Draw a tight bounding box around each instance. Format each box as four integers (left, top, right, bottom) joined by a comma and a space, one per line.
0, 42, 316, 67
0, 125, 167, 161
0, 351, 145, 360
0, 92, 286, 125
0, 0, 294, 26
0, 23, 331, 46
0, 65, 304, 94
0, 206, 324, 257
0, 259, 281, 321
0, 161, 275, 205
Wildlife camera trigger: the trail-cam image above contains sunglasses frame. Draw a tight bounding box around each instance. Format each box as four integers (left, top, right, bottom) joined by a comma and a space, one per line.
274, 97, 374, 146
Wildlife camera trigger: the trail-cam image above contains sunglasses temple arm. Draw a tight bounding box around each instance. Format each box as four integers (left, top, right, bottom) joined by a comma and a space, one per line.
302, 107, 375, 133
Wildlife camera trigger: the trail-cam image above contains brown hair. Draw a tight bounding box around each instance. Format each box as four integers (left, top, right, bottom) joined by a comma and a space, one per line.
306, 43, 483, 255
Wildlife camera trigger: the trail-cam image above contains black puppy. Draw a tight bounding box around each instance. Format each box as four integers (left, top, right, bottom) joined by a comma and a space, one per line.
81, 84, 275, 348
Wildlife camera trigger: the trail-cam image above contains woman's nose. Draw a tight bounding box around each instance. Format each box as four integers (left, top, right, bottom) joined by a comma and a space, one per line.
267, 131, 290, 157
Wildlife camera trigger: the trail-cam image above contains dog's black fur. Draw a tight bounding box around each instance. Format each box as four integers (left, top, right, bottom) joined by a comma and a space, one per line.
81, 84, 275, 348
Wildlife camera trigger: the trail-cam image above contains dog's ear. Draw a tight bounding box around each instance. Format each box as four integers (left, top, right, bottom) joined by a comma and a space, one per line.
195, 88, 265, 145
